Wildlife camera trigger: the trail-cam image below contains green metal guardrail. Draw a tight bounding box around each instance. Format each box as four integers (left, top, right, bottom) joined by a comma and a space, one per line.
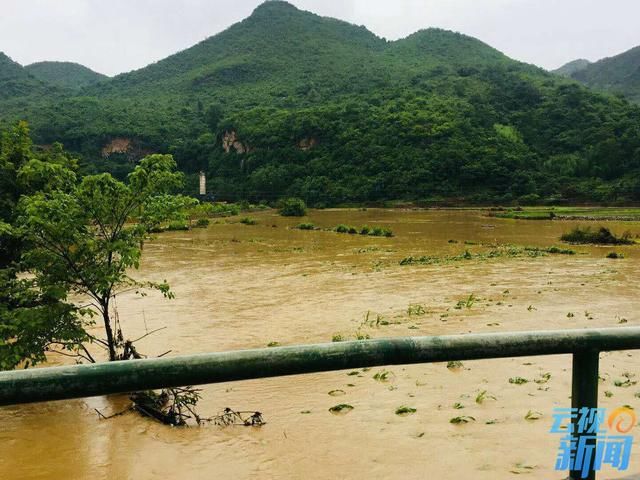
2, 326, 640, 479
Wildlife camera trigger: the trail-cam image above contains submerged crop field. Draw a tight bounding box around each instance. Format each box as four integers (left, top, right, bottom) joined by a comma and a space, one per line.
2, 208, 639, 479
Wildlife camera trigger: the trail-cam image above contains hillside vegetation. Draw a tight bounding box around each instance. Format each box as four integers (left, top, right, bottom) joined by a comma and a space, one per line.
1, 1, 640, 205
555, 46, 640, 104
25, 61, 107, 88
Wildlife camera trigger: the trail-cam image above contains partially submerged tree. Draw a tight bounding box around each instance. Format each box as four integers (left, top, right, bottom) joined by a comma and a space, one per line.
18, 154, 192, 362
0, 122, 85, 369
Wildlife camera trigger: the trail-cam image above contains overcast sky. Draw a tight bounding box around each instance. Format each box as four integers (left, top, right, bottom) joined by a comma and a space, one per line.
2, 0, 639, 76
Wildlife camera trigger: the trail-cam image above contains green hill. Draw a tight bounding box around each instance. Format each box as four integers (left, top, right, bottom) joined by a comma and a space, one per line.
1, 1, 640, 204
25, 61, 107, 88
552, 59, 591, 77
0, 52, 45, 99
568, 46, 640, 103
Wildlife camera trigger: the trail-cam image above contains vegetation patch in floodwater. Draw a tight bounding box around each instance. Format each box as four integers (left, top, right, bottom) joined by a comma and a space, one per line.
399, 244, 575, 266
239, 217, 258, 225
395, 406, 417, 416
329, 404, 354, 414
450, 416, 475, 424
560, 226, 635, 245
487, 206, 640, 221
334, 224, 393, 237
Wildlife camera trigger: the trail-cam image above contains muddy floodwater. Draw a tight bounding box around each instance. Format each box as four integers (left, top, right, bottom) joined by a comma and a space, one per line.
2, 209, 640, 479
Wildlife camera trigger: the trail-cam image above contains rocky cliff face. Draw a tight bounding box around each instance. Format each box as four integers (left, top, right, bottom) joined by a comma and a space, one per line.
101, 137, 132, 157
297, 137, 318, 150
222, 130, 249, 153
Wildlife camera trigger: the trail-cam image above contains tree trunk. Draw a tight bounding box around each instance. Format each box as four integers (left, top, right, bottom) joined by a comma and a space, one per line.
102, 302, 117, 361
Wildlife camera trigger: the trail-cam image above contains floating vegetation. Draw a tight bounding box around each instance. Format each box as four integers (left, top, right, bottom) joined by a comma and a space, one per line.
509, 377, 529, 385
606, 252, 624, 259
453, 402, 465, 410
454, 294, 476, 309
399, 244, 575, 266
239, 217, 257, 225
447, 361, 464, 370
534, 372, 551, 384
329, 404, 354, 414
266, 341, 280, 347
395, 406, 417, 416
524, 410, 543, 420
560, 226, 634, 245
475, 390, 497, 404
373, 369, 394, 382
332, 334, 345, 342
334, 224, 393, 237
614, 373, 637, 388
328, 389, 346, 397
407, 304, 426, 316
450, 416, 475, 424
213, 407, 265, 427
510, 463, 536, 474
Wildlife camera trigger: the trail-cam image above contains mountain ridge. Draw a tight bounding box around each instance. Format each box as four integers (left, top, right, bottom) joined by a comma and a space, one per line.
1, 0, 639, 204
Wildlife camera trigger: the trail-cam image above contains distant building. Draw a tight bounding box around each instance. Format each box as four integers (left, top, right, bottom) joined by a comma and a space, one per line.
199, 171, 206, 196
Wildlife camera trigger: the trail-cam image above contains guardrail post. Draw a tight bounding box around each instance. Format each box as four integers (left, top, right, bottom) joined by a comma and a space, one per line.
570, 350, 599, 480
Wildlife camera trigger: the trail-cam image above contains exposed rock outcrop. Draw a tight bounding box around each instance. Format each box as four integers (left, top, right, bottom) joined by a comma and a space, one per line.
102, 137, 132, 157
297, 137, 318, 151
222, 130, 250, 154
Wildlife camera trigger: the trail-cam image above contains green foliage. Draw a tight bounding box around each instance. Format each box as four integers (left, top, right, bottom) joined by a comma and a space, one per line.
295, 222, 316, 230
24, 61, 107, 89
278, 197, 307, 216
560, 226, 634, 245
1, 3, 640, 205
12, 135, 190, 364
239, 216, 257, 225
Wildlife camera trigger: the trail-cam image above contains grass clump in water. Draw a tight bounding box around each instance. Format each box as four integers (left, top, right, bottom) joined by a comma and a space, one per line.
509, 377, 529, 385
606, 251, 624, 259
239, 217, 257, 225
296, 222, 316, 230
329, 404, 354, 414
450, 416, 475, 424
560, 226, 634, 245
395, 406, 417, 416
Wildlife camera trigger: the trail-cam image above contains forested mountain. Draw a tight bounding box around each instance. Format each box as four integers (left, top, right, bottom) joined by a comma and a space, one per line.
0, 52, 46, 99
25, 61, 107, 88
555, 46, 640, 104
552, 59, 591, 77
1, 1, 640, 205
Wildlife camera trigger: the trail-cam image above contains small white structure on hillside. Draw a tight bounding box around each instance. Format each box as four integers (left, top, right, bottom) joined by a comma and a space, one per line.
199, 171, 206, 196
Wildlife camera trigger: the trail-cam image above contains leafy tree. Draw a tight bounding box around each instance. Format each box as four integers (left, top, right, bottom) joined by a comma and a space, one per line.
15, 152, 190, 363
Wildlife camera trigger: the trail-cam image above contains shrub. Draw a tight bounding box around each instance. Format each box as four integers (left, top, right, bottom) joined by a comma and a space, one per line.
296, 222, 316, 230
166, 221, 189, 231
240, 217, 257, 225
606, 252, 624, 259
560, 226, 634, 245
278, 198, 307, 217
360, 225, 371, 235
194, 218, 210, 228
335, 224, 350, 233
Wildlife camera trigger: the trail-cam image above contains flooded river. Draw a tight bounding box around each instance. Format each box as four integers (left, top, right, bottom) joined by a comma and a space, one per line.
1, 209, 639, 479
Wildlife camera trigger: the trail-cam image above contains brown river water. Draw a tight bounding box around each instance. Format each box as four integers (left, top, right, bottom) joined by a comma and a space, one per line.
1, 209, 640, 479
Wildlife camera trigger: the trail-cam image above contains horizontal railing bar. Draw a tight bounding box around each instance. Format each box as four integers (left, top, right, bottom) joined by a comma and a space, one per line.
1, 327, 640, 406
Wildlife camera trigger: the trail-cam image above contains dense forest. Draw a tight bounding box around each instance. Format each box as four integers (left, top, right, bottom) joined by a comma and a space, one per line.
1, 1, 640, 205
555, 46, 640, 104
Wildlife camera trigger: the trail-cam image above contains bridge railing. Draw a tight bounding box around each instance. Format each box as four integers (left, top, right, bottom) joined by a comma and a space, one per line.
2, 326, 640, 480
